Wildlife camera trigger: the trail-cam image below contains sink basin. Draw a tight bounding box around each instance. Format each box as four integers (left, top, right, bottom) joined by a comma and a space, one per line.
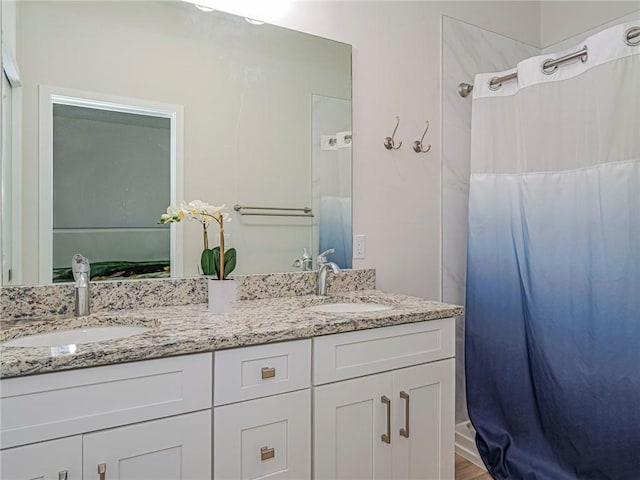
1, 326, 151, 347
304, 302, 393, 313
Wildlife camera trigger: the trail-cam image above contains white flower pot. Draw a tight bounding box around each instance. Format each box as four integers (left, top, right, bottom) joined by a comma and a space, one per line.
208, 278, 237, 314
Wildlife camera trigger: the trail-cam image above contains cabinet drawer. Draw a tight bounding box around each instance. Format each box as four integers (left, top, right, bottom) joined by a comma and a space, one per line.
214, 339, 311, 406
0, 353, 212, 449
313, 319, 455, 385
214, 389, 311, 480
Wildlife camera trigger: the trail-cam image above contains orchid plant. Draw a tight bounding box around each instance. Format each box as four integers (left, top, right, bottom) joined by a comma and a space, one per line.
159, 200, 236, 279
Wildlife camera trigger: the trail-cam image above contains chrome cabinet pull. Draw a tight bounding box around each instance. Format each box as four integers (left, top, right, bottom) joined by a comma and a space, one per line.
381, 395, 391, 444
400, 391, 410, 438
59, 471, 68, 480
261, 367, 276, 379
97, 463, 106, 480
261, 446, 275, 461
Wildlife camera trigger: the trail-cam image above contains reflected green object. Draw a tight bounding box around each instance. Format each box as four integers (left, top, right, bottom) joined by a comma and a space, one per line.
53, 260, 170, 283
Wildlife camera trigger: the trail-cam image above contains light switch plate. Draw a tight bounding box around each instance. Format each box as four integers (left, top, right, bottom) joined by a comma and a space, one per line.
353, 235, 365, 259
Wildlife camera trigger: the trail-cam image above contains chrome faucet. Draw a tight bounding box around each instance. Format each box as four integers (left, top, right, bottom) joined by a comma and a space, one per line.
72, 254, 90, 317
316, 248, 341, 296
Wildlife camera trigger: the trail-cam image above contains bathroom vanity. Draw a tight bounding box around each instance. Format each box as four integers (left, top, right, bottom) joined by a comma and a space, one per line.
0, 273, 462, 480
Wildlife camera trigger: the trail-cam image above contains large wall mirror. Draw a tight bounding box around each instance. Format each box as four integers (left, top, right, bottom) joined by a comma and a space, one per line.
0, 0, 352, 286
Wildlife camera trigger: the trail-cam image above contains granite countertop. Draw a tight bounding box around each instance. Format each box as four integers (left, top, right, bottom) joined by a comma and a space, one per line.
0, 290, 463, 379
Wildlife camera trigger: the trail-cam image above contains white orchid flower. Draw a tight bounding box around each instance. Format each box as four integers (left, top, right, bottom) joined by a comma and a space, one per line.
203, 203, 223, 216
158, 199, 235, 279
188, 199, 208, 212
159, 204, 186, 224
160, 201, 232, 226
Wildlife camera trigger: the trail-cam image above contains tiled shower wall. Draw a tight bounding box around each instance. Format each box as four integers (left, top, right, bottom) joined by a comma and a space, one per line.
542, 10, 640, 53
441, 17, 538, 424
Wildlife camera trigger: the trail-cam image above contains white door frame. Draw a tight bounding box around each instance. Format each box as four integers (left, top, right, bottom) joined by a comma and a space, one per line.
1, 43, 23, 286
38, 86, 184, 283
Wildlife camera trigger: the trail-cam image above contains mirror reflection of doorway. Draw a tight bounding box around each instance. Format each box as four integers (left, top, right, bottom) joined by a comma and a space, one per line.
39, 89, 183, 283
1, 46, 22, 287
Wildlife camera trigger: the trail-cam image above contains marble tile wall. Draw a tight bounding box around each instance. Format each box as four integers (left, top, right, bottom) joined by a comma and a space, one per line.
441, 17, 538, 423
542, 10, 640, 53
0, 269, 375, 321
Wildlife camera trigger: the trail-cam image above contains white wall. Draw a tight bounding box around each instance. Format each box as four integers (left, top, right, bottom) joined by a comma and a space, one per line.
271, 1, 541, 298
540, 1, 640, 47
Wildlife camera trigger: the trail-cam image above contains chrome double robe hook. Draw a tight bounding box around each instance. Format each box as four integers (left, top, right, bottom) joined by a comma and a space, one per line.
413, 121, 431, 153
384, 116, 402, 150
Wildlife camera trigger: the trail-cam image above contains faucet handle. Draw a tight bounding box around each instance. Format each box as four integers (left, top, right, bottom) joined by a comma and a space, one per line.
319, 248, 335, 257
318, 248, 335, 263
72, 254, 90, 282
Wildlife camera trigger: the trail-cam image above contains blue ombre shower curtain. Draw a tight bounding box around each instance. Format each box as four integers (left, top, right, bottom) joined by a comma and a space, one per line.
466, 22, 640, 479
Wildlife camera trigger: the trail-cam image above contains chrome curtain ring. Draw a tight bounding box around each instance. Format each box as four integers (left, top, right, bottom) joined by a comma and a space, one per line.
579, 46, 588, 63
542, 45, 588, 75
542, 60, 558, 75
625, 27, 640, 47
488, 77, 502, 91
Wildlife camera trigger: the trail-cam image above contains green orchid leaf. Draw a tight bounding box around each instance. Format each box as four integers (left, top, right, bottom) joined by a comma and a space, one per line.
207, 246, 237, 280
223, 248, 237, 279
200, 249, 215, 276
211, 246, 221, 279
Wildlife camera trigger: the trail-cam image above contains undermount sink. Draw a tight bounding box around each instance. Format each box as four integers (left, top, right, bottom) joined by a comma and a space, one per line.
304, 302, 393, 313
1, 326, 152, 348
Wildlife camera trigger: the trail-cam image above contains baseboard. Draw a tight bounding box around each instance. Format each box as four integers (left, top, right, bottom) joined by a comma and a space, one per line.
455, 422, 487, 470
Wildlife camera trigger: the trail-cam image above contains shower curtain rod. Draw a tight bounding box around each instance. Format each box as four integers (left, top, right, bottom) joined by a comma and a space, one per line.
458, 25, 640, 98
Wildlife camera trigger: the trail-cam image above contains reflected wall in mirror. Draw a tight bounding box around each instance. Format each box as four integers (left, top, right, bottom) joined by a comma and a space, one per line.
0, 0, 352, 286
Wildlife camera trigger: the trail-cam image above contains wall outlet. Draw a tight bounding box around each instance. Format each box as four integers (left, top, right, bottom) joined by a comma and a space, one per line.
320, 134, 338, 151
353, 234, 366, 259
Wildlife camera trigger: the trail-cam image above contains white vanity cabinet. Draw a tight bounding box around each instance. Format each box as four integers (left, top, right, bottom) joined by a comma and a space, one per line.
312, 318, 456, 480
1, 317, 456, 480
213, 340, 312, 480
0, 354, 213, 480
0, 436, 82, 480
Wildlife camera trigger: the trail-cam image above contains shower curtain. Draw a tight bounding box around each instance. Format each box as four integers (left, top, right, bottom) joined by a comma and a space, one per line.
466, 22, 640, 479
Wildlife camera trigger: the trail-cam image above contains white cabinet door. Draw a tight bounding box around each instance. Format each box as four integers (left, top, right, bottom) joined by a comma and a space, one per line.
392, 359, 455, 480
314, 373, 392, 480
0, 436, 82, 480
83, 410, 211, 480
214, 389, 311, 480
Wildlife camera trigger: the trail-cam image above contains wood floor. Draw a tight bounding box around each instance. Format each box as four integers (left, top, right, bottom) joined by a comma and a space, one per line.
456, 454, 492, 480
